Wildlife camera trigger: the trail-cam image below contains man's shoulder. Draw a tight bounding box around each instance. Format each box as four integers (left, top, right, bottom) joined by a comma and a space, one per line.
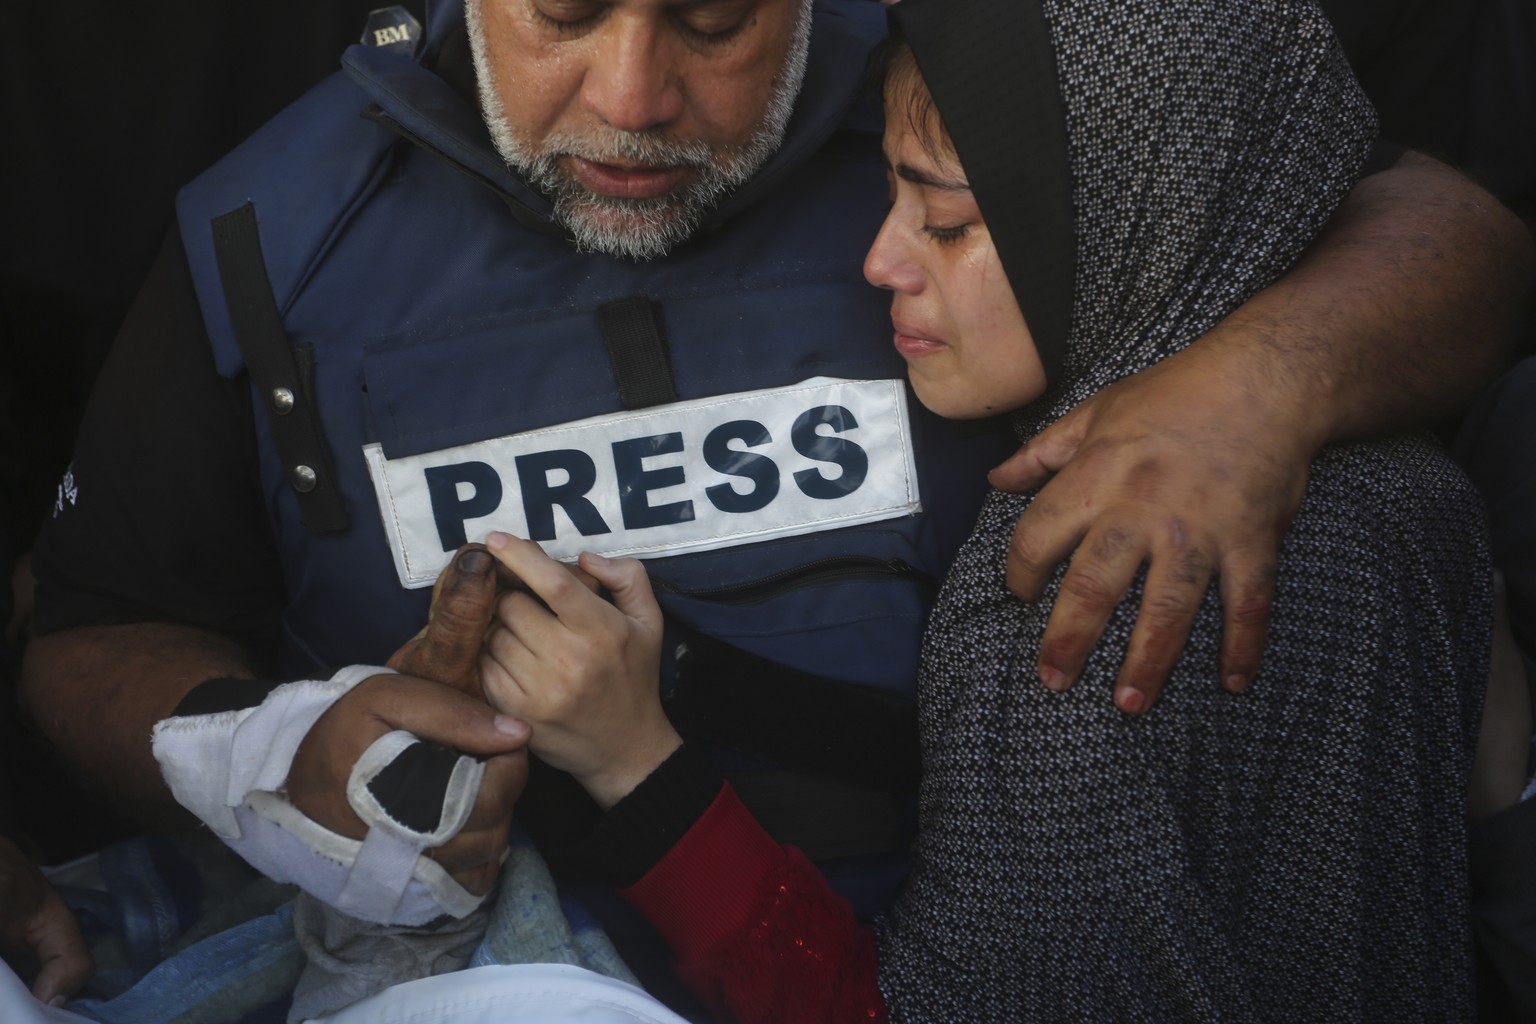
172, 66, 414, 377
178, 69, 391, 210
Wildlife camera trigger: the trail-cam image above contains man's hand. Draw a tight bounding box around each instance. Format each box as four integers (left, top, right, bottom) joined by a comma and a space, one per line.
0, 837, 92, 1005
478, 532, 680, 810
992, 341, 1314, 715
286, 673, 530, 895
388, 545, 501, 702
289, 545, 530, 896
994, 151, 1532, 714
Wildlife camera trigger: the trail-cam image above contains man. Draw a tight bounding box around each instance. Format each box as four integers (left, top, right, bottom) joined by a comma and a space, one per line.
20, 0, 1531, 1010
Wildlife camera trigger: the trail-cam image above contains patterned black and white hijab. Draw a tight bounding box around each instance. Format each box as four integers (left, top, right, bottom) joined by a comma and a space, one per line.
892, 0, 1376, 436
873, 3, 1492, 1021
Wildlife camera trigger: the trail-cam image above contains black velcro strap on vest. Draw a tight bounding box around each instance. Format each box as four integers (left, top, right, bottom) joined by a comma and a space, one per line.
665, 633, 921, 795
595, 295, 678, 410
211, 203, 349, 534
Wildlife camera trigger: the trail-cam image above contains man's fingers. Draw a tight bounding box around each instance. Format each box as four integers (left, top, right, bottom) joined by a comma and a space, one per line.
365, 674, 530, 757
1112, 531, 1214, 714
466, 749, 530, 829
1005, 489, 1089, 602
428, 748, 527, 894
288, 675, 529, 842
389, 545, 498, 694
1216, 551, 1277, 693
987, 444, 1058, 494
1035, 522, 1147, 691
433, 840, 505, 897
25, 888, 93, 1005
986, 408, 1088, 492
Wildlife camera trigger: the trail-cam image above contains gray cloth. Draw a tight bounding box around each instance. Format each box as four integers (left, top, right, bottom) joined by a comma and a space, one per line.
289, 895, 489, 1022
288, 832, 637, 1022
875, 0, 1491, 1021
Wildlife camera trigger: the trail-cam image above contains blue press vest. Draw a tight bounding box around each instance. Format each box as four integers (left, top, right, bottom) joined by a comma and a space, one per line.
175, 1, 1005, 721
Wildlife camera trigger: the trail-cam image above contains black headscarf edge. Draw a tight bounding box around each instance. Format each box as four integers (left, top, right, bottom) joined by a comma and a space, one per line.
890, 0, 1075, 385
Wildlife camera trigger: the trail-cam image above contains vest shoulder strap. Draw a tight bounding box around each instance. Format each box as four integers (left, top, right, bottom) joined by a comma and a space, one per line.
177, 69, 403, 380
211, 203, 349, 534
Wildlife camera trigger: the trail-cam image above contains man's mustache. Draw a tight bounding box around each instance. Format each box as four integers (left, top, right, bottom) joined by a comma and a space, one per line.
544, 130, 716, 170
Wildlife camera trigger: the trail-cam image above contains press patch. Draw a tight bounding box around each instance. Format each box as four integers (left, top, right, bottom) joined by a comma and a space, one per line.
365, 377, 922, 589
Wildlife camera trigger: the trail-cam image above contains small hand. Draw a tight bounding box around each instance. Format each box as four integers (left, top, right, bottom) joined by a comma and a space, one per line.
388, 544, 603, 702
0, 836, 93, 1005
478, 532, 679, 809
991, 347, 1314, 713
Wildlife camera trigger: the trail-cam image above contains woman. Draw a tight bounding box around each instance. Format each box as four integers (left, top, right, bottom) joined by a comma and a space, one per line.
477, 0, 1492, 1020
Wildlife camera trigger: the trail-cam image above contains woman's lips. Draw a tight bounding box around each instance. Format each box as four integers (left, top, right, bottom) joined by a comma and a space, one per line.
570, 157, 689, 199
892, 318, 947, 358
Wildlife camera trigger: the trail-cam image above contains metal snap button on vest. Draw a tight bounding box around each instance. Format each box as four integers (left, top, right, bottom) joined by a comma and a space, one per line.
291, 465, 318, 493
270, 387, 296, 415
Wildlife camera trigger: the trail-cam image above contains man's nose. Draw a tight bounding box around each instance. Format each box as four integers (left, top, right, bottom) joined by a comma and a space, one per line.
581, 15, 685, 134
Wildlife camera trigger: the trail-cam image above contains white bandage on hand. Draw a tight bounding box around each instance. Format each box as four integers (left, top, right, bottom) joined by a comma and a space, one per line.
151, 665, 489, 926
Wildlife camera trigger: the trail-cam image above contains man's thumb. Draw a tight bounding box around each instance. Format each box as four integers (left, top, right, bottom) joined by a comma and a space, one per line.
987, 412, 1085, 492
392, 545, 497, 689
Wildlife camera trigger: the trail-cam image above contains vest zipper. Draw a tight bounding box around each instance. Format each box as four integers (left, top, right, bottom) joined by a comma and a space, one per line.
651, 557, 938, 606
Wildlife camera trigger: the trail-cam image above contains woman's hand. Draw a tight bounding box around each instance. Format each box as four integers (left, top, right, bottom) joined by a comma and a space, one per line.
479, 532, 681, 808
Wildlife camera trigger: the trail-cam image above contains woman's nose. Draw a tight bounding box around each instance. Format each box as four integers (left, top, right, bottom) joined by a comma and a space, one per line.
863, 214, 923, 293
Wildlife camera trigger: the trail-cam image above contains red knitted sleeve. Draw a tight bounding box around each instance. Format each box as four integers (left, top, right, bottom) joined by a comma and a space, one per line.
620, 784, 887, 1024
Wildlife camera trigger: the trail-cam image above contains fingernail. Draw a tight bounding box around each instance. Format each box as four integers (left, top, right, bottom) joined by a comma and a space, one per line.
459, 549, 492, 576
487, 531, 509, 550
1118, 688, 1147, 714
1038, 665, 1068, 691
493, 714, 528, 737
49, 996, 66, 1008
583, 551, 611, 568
1224, 674, 1248, 693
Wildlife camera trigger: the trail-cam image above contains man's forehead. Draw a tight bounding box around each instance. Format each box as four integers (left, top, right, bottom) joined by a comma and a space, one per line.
524, 0, 771, 13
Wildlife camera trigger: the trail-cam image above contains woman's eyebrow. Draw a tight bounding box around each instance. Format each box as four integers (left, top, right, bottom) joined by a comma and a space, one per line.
890, 160, 972, 193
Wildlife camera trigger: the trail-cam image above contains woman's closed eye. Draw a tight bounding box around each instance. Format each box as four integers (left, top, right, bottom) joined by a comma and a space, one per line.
922, 223, 971, 245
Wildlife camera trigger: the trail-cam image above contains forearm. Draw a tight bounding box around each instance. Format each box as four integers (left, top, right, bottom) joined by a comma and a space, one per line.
621, 784, 886, 1024
1212, 150, 1533, 444
19, 622, 256, 823
571, 743, 885, 1023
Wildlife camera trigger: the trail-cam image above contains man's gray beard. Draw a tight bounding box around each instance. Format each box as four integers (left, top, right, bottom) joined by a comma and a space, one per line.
465, 0, 812, 261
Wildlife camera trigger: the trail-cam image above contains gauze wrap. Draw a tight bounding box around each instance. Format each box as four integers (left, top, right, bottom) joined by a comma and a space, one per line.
151, 664, 489, 926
